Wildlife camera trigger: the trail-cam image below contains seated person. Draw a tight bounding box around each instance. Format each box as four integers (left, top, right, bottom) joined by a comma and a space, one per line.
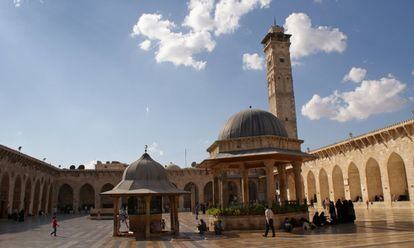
319, 212, 327, 226
197, 219, 207, 235
290, 217, 299, 228
312, 212, 320, 227
214, 219, 224, 235
283, 218, 293, 232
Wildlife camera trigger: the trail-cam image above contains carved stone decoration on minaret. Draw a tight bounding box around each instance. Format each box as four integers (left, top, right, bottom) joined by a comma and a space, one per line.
261, 23, 298, 139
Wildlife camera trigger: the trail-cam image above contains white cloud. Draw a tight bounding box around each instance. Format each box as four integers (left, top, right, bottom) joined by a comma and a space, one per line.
313, 0, 322, 3
302, 74, 408, 122
242, 53, 263, 70
139, 40, 151, 51
183, 0, 215, 32
14, 0, 22, 7
343, 67, 367, 83
145, 106, 150, 113
132, 0, 272, 69
301, 94, 340, 120
284, 13, 347, 59
85, 160, 97, 170
148, 142, 164, 157
132, 14, 215, 70
214, 0, 271, 36
411, 69, 414, 76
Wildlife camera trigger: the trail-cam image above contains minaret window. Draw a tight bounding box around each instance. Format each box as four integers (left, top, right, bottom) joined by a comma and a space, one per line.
279, 58, 285, 63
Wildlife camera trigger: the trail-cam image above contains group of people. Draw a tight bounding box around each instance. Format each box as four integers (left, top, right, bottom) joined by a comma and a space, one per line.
312, 198, 356, 228
197, 218, 224, 236
9, 209, 25, 222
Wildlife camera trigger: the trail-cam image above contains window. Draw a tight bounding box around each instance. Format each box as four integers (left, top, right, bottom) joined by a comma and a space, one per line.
279, 58, 285, 63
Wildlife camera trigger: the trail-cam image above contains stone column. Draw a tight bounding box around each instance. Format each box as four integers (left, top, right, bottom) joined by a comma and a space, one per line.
314, 172, 323, 210
7, 177, 13, 214
174, 196, 180, 235
212, 171, 219, 205
379, 160, 392, 206
95, 191, 101, 209
113, 196, 119, 237
37, 183, 44, 213
73, 186, 80, 214
265, 161, 276, 207
190, 186, 196, 213
169, 195, 176, 235
240, 165, 249, 206
358, 164, 369, 202
406, 156, 414, 205
145, 195, 151, 238
293, 162, 304, 204
44, 184, 50, 214
28, 180, 35, 215
177, 195, 184, 211
344, 183, 351, 201
327, 170, 335, 201
19, 179, 25, 212
277, 164, 287, 203
302, 171, 309, 205
219, 177, 225, 208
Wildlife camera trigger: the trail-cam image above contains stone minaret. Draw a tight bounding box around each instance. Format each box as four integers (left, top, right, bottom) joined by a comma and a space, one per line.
261, 24, 298, 139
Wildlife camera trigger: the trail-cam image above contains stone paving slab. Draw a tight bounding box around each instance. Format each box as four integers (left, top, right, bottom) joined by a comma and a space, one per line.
1, 209, 414, 247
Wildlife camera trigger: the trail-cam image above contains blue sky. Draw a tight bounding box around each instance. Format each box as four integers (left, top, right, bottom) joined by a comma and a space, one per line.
1, 0, 413, 168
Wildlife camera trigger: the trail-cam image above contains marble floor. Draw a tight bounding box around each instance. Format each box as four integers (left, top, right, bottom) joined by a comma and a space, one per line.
1, 209, 414, 247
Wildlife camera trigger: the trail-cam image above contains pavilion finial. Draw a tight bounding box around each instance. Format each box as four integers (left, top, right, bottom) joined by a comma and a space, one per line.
273, 16, 277, 26
144, 145, 148, 153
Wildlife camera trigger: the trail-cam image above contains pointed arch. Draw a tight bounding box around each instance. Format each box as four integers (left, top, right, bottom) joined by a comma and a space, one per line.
227, 181, 238, 205
79, 183, 95, 210
184, 182, 199, 210
348, 163, 362, 202
100, 183, 114, 208
319, 168, 330, 201
387, 152, 409, 201
58, 184, 73, 213
203, 181, 213, 204
366, 158, 383, 201
248, 180, 258, 203
307, 171, 317, 203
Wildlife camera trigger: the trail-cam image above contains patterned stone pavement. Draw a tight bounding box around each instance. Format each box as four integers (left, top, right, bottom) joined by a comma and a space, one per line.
1, 209, 414, 247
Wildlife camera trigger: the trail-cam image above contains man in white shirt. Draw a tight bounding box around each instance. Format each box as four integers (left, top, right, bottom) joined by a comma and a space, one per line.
263, 205, 275, 237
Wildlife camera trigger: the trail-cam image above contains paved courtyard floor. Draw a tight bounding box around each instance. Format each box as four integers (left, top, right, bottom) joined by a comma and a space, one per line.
1, 209, 414, 247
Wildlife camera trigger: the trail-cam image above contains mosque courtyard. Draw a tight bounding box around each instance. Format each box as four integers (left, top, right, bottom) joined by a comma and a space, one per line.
1, 209, 414, 248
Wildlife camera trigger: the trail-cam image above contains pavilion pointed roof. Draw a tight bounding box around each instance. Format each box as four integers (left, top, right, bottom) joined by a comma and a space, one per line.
101, 153, 189, 196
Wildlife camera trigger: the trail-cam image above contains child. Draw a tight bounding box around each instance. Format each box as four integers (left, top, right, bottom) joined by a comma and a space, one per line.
50, 215, 59, 237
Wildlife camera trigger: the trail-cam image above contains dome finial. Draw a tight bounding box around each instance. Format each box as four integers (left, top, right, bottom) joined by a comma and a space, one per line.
144, 145, 148, 153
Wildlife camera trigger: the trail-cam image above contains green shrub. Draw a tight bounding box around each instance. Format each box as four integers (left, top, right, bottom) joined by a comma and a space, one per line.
207, 202, 307, 216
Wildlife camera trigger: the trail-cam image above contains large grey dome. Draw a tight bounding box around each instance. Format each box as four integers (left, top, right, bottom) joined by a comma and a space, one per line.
218, 108, 288, 140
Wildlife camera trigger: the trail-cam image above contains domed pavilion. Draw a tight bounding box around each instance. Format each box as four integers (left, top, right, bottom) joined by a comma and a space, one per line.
199, 108, 312, 208
101, 151, 189, 238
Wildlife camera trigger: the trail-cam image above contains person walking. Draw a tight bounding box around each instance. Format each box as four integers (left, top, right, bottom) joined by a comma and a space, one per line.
50, 215, 59, 237
263, 205, 275, 237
